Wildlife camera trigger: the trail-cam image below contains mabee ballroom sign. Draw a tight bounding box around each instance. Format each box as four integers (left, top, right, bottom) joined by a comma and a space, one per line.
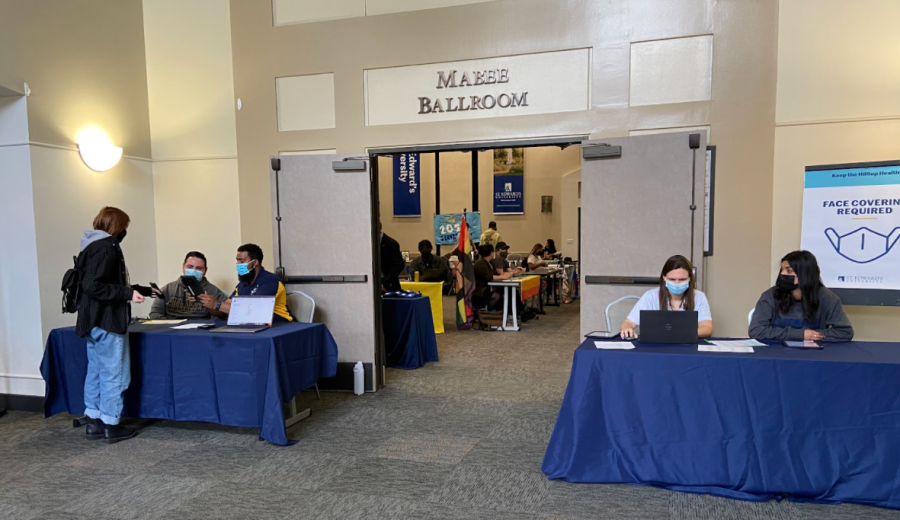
393, 153, 420, 216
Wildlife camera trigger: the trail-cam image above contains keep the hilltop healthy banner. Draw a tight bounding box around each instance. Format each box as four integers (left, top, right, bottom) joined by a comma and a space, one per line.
801, 164, 900, 290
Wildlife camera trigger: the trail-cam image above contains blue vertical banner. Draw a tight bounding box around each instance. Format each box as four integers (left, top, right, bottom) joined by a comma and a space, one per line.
493, 174, 524, 214
393, 153, 421, 216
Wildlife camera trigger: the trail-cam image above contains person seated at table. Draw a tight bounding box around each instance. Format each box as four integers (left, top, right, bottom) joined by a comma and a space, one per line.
543, 238, 561, 259
473, 244, 513, 310
492, 242, 526, 276
197, 243, 293, 323
149, 251, 228, 320
527, 243, 548, 271
620, 255, 713, 339
749, 250, 853, 342
409, 239, 449, 282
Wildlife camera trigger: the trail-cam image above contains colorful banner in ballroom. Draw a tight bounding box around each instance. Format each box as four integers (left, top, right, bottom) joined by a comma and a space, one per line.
801, 164, 900, 290
393, 153, 420, 216
493, 148, 525, 214
433, 212, 482, 246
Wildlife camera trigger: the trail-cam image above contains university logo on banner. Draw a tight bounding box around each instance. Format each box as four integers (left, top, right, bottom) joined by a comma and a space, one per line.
393, 153, 420, 216
493, 148, 524, 214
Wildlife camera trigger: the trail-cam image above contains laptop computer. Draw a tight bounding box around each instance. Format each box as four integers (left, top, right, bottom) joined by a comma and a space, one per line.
210, 296, 276, 333
420, 268, 446, 282
639, 310, 699, 344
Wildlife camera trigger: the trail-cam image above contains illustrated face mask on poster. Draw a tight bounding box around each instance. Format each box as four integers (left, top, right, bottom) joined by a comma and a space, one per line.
801, 164, 900, 290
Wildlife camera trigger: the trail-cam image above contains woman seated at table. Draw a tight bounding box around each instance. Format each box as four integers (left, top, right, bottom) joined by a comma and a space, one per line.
749, 250, 853, 342
620, 255, 713, 339
527, 243, 548, 271
543, 238, 561, 260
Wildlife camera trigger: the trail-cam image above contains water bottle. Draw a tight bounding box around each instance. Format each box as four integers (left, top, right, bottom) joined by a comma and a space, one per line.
353, 361, 364, 395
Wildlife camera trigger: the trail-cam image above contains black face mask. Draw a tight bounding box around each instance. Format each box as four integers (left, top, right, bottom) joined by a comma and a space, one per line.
116, 230, 127, 243
776, 274, 799, 292
238, 271, 255, 284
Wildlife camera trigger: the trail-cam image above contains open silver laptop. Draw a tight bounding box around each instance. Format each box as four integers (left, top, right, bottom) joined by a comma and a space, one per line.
210, 296, 275, 333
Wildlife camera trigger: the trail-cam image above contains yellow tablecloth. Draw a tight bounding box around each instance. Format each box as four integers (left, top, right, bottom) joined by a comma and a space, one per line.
400, 281, 444, 334
515, 275, 541, 302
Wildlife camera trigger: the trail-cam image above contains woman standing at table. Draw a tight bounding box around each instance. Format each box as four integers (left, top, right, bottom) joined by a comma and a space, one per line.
620, 255, 713, 339
749, 250, 853, 342
76, 207, 144, 443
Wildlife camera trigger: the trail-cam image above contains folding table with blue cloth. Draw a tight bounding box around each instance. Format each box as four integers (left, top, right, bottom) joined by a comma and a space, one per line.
41, 321, 338, 446
382, 294, 438, 369
542, 338, 900, 510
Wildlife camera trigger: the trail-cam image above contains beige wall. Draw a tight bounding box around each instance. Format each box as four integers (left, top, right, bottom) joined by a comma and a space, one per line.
0, 0, 152, 158
230, 0, 779, 338
142, 0, 243, 289
773, 0, 900, 341
0, 0, 157, 396
561, 169, 581, 261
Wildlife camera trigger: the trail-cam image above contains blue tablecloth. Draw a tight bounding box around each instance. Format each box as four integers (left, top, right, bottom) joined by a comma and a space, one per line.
542, 339, 900, 509
382, 296, 438, 369
41, 322, 338, 446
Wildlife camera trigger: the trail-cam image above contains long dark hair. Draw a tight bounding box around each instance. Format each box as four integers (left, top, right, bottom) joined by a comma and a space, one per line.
658, 255, 696, 311
775, 250, 823, 322
545, 239, 557, 254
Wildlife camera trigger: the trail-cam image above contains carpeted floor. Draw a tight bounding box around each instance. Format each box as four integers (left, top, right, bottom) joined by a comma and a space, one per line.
1, 297, 898, 519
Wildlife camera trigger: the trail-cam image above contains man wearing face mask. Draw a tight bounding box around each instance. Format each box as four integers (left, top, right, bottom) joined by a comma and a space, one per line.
410, 239, 450, 282
491, 242, 526, 276
149, 251, 228, 320
198, 243, 293, 322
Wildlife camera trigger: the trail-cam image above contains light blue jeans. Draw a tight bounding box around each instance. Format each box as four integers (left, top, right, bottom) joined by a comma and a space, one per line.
83, 327, 130, 425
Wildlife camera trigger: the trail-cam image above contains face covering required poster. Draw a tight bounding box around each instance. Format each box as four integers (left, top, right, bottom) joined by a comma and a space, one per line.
801, 164, 900, 290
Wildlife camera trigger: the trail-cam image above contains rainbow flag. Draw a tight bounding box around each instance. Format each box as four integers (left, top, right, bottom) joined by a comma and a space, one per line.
455, 215, 475, 329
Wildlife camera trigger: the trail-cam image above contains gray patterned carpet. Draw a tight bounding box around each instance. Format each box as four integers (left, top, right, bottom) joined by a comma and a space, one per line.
1, 298, 898, 519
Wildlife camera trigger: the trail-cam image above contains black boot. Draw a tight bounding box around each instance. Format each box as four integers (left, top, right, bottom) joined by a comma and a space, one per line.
85, 418, 104, 440
104, 423, 137, 444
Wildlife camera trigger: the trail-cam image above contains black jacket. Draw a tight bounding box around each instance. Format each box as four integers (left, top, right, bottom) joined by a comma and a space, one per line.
380, 233, 405, 292
76, 237, 132, 337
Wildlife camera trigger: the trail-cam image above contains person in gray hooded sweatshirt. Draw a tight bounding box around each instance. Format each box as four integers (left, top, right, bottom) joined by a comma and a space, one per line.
76, 206, 146, 443
749, 250, 853, 342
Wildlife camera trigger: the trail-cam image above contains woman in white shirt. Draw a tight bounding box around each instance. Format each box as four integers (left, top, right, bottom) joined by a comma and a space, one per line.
527, 243, 547, 271
620, 255, 713, 339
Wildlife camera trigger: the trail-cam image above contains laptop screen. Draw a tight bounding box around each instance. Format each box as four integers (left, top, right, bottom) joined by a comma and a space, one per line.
227, 296, 276, 326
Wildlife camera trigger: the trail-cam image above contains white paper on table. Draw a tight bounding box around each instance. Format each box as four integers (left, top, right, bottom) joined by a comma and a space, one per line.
171, 323, 210, 330
708, 339, 765, 348
144, 319, 185, 325
594, 341, 636, 350
698, 344, 754, 353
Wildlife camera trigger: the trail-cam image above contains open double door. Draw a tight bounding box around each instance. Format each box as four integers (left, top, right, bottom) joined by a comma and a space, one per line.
273, 131, 706, 390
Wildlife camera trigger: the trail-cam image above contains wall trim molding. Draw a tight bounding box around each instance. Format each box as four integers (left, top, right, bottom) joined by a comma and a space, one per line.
776, 114, 900, 128
152, 155, 238, 163
0, 393, 44, 413
0, 373, 44, 381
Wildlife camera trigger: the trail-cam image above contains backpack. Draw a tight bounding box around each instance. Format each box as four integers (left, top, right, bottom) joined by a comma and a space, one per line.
61, 254, 82, 313
482, 231, 495, 247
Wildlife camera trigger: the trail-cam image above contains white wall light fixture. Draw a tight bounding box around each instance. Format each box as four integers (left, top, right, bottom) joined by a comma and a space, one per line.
77, 128, 123, 172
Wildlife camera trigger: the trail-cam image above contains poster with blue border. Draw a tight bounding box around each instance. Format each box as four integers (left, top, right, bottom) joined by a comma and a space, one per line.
801, 164, 900, 290
393, 153, 420, 216
433, 212, 482, 246
493, 175, 524, 214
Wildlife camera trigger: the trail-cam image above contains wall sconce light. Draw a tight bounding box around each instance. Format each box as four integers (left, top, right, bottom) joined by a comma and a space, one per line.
77, 128, 122, 172
541, 195, 553, 213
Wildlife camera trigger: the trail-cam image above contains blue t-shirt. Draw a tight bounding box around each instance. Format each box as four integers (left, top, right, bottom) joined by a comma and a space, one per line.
626, 287, 712, 325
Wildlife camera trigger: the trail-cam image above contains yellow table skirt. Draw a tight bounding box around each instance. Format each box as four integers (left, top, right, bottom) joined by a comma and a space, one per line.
516, 275, 541, 302
400, 281, 444, 334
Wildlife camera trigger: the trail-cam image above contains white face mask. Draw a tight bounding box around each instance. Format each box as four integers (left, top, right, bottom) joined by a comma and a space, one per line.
825, 226, 900, 264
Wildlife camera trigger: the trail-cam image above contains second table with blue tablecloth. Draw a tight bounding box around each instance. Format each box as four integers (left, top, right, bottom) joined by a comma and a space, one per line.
382, 295, 438, 369
542, 338, 900, 510
41, 321, 338, 446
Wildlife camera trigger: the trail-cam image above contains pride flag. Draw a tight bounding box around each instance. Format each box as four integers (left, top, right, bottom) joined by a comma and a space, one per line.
454, 215, 475, 329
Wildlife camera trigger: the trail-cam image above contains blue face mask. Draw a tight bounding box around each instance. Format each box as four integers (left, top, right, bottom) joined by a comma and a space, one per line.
666, 280, 690, 295
184, 268, 203, 281
236, 263, 251, 276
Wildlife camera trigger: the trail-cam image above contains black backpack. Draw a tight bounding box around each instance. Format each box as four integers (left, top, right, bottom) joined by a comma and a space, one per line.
61, 254, 82, 313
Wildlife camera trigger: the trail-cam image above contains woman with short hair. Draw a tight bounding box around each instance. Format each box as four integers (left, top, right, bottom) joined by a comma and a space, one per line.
749, 250, 853, 341
77, 206, 144, 443
620, 255, 713, 339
